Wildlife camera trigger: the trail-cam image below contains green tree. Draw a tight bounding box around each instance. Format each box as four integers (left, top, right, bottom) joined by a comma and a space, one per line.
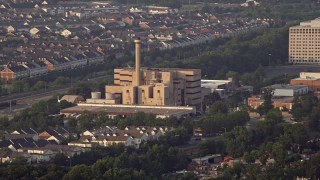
306, 153, 320, 179
256, 87, 274, 116
265, 108, 283, 124
225, 126, 250, 157
240, 72, 252, 85
208, 101, 228, 114
51, 153, 68, 166
54, 76, 70, 86
291, 95, 318, 121
203, 92, 221, 112
67, 83, 92, 99
67, 117, 77, 129
3, 157, 29, 179
226, 70, 240, 85
63, 165, 94, 180
308, 106, 320, 131
198, 140, 225, 156
95, 111, 108, 127
38, 165, 67, 180
179, 172, 198, 180
241, 164, 264, 180
10, 80, 30, 93
201, 110, 249, 136
76, 111, 94, 133
59, 100, 72, 109
272, 142, 286, 166
31, 81, 46, 91
283, 124, 309, 147
243, 151, 255, 164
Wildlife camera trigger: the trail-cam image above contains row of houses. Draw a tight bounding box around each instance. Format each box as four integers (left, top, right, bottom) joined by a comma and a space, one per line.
0, 126, 171, 163
156, 19, 268, 50
0, 127, 79, 163
0, 0, 119, 19
2, 127, 75, 147
0, 145, 84, 163
0, 0, 273, 82
0, 17, 269, 42
69, 126, 172, 150
0, 51, 104, 81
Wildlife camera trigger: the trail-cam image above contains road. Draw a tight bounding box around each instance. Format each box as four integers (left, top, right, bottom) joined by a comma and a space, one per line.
0, 87, 69, 118
0, 86, 69, 102
0, 75, 112, 118
264, 64, 320, 78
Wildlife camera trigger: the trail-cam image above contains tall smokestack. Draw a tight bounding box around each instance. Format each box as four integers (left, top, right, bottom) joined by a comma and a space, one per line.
134, 37, 141, 86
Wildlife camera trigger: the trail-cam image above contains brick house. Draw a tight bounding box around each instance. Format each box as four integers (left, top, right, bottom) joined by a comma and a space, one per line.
0, 65, 29, 81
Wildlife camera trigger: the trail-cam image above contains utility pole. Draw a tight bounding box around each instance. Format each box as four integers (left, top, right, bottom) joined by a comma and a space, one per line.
268, 53, 271, 66
68, 156, 71, 168
9, 100, 12, 112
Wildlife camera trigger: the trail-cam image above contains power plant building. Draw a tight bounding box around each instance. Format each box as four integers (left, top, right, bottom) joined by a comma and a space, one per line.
105, 37, 205, 108
60, 37, 209, 118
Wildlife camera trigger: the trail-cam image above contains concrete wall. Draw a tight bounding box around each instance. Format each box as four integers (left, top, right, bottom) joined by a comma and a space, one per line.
122, 86, 137, 105
86, 99, 116, 104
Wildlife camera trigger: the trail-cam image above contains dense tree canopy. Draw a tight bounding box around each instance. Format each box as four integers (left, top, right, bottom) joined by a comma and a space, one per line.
200, 102, 250, 135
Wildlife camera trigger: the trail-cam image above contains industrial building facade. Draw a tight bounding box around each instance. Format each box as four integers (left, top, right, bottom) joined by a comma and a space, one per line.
104, 37, 204, 108
267, 84, 308, 97
289, 18, 320, 64
290, 72, 320, 92
60, 37, 209, 119
106, 68, 202, 106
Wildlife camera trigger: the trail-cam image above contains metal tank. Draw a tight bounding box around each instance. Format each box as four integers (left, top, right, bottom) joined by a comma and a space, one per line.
91, 92, 101, 99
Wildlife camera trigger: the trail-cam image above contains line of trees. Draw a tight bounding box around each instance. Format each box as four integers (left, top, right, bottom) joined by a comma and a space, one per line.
198, 101, 250, 136
0, 143, 190, 180
0, 98, 72, 132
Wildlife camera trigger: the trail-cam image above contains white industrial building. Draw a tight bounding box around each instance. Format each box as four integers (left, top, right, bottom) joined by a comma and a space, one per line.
267, 84, 308, 97
201, 79, 234, 98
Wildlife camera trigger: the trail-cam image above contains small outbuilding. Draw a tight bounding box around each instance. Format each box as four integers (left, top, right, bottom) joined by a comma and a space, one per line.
59, 95, 84, 104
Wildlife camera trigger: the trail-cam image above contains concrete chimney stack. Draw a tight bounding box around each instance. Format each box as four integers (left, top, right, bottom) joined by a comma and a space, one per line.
134, 37, 141, 86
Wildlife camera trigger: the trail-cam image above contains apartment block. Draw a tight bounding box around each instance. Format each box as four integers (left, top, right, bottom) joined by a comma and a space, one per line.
289, 18, 320, 64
